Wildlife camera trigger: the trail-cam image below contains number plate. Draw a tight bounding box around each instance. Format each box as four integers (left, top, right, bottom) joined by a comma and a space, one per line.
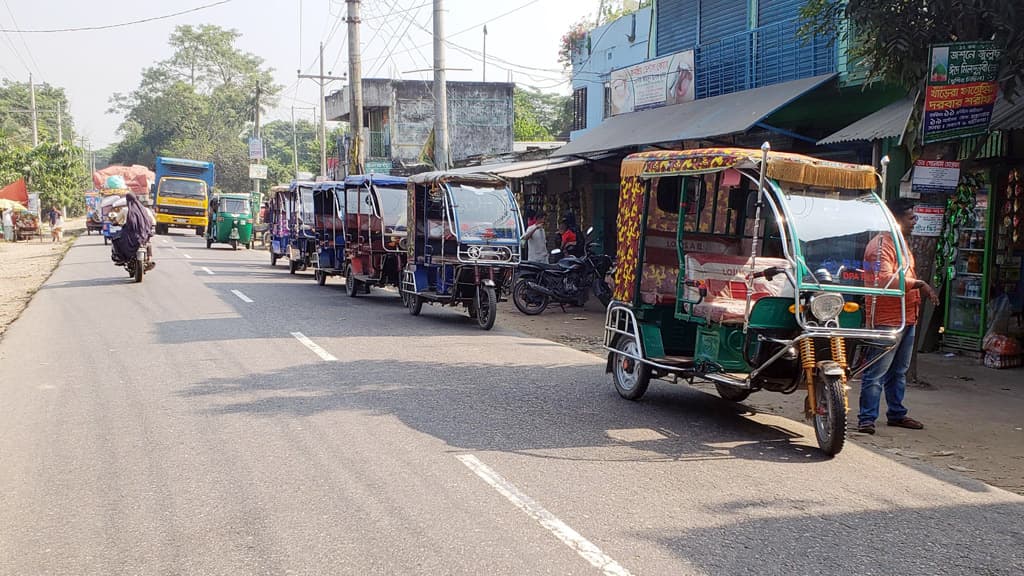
174, 218, 188, 224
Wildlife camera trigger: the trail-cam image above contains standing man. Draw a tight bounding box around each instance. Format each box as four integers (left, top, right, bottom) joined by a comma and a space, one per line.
522, 211, 548, 263
857, 198, 940, 434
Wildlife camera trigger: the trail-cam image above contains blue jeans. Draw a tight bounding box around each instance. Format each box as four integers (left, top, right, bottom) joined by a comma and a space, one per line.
858, 324, 915, 426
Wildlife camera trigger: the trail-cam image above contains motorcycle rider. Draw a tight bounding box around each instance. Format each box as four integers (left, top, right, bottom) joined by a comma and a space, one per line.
111, 192, 155, 270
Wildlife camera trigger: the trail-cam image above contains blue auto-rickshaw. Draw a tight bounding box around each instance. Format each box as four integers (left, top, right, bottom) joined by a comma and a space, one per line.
268, 180, 316, 274
401, 171, 523, 330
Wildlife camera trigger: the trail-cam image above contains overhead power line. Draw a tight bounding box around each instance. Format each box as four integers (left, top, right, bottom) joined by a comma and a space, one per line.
0, 0, 233, 33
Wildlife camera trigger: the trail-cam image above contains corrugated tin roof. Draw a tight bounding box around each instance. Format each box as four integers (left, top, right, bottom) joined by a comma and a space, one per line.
552, 74, 836, 158
817, 97, 914, 145
991, 95, 1024, 131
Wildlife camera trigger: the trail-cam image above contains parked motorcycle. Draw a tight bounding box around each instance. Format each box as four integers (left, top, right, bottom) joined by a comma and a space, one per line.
513, 226, 613, 315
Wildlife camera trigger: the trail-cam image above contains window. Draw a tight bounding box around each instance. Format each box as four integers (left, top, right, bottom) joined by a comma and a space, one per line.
572, 87, 587, 131
603, 83, 612, 119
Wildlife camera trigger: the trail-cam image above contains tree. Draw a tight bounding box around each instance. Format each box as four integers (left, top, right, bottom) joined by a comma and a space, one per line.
0, 80, 76, 147
801, 1, 1024, 99
109, 24, 281, 192
514, 88, 572, 141
0, 139, 89, 215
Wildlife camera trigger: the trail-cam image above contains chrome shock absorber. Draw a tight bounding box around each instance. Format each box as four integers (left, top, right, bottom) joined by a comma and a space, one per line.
830, 336, 850, 411
800, 338, 817, 418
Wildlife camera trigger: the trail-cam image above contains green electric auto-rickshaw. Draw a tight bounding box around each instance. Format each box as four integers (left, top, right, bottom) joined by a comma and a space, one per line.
604, 144, 907, 456
206, 193, 254, 250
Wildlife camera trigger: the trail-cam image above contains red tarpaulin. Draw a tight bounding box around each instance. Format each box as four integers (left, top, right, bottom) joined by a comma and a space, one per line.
0, 178, 28, 205
92, 165, 155, 195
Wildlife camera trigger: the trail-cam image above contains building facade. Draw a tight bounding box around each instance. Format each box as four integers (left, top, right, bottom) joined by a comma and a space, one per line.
326, 79, 515, 174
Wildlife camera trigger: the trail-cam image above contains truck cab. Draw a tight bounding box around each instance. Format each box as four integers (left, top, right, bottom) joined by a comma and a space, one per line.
152, 157, 215, 236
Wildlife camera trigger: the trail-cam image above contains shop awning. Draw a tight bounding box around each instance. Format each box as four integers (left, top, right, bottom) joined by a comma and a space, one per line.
552, 74, 836, 158
449, 156, 588, 179
991, 95, 1024, 131
818, 97, 915, 145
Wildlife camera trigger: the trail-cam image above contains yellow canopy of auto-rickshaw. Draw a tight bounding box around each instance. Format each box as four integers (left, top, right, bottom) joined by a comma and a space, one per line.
620, 147, 878, 190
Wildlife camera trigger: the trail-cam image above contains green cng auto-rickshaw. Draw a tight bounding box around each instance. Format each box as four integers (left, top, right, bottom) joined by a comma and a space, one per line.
206, 193, 254, 250
604, 144, 907, 456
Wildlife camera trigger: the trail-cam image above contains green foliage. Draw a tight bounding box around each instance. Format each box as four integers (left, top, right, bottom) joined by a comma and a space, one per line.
800, 0, 1024, 98
0, 139, 89, 215
109, 24, 282, 193
514, 88, 572, 141
0, 80, 76, 147
600, 0, 652, 25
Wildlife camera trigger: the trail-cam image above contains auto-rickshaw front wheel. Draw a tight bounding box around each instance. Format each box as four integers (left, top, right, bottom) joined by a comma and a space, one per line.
813, 372, 847, 456
475, 285, 497, 330
612, 337, 650, 400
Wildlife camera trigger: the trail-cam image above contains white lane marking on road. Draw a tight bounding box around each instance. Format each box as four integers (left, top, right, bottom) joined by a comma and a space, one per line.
231, 289, 254, 303
183, 253, 192, 259
202, 267, 214, 275
290, 332, 337, 362
456, 454, 633, 576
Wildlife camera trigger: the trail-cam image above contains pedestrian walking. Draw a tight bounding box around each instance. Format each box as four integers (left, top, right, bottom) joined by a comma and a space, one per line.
50, 208, 65, 242
2, 208, 13, 242
857, 198, 940, 434
522, 211, 548, 263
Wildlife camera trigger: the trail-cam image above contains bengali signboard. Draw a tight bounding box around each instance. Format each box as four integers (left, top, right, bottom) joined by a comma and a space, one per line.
922, 41, 1001, 144
609, 49, 695, 116
912, 205, 946, 237
911, 160, 961, 195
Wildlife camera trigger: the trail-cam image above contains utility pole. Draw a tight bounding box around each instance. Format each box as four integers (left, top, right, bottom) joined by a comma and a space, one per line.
433, 0, 449, 170
298, 45, 346, 179
28, 73, 38, 147
56, 105, 63, 144
347, 0, 365, 175
253, 80, 262, 201
483, 25, 488, 82
291, 107, 300, 178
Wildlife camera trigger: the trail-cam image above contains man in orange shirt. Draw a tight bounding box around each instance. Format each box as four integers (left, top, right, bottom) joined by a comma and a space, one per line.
858, 198, 940, 435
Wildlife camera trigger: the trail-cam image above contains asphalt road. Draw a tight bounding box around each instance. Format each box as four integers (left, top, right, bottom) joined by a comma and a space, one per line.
1, 232, 1022, 576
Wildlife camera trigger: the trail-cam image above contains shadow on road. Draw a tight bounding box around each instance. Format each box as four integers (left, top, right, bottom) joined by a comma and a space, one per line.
639, 500, 1024, 575
177, 357, 834, 466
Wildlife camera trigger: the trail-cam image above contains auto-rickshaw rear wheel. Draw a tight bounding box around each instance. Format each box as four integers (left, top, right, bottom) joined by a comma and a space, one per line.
612, 337, 650, 400
475, 285, 497, 330
714, 383, 751, 403
813, 372, 847, 456
316, 270, 327, 286
345, 265, 359, 297
289, 259, 299, 274
270, 252, 278, 266
407, 294, 423, 315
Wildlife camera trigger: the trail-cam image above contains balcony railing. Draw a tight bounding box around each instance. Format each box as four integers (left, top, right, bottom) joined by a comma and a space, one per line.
695, 17, 836, 100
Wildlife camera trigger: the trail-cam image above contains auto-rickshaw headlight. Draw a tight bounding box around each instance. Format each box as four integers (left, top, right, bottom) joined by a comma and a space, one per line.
809, 293, 845, 322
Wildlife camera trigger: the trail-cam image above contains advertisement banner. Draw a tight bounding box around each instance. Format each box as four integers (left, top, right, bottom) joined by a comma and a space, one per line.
609, 49, 694, 116
912, 205, 946, 237
922, 41, 1001, 144
248, 164, 268, 180
911, 160, 961, 195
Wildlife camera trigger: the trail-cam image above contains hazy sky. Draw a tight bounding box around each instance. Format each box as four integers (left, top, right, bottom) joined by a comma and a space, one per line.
0, 0, 601, 148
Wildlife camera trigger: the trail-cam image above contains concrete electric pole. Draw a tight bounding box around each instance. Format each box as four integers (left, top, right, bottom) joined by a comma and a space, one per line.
28, 73, 38, 147
253, 80, 262, 200
347, 0, 365, 175
483, 25, 487, 82
298, 45, 347, 179
433, 0, 449, 171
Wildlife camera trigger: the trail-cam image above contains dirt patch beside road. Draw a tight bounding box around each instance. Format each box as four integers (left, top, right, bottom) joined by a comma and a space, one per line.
499, 299, 1024, 494
0, 218, 85, 339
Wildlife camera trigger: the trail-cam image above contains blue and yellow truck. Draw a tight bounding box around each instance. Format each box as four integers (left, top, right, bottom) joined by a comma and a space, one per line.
152, 157, 215, 236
